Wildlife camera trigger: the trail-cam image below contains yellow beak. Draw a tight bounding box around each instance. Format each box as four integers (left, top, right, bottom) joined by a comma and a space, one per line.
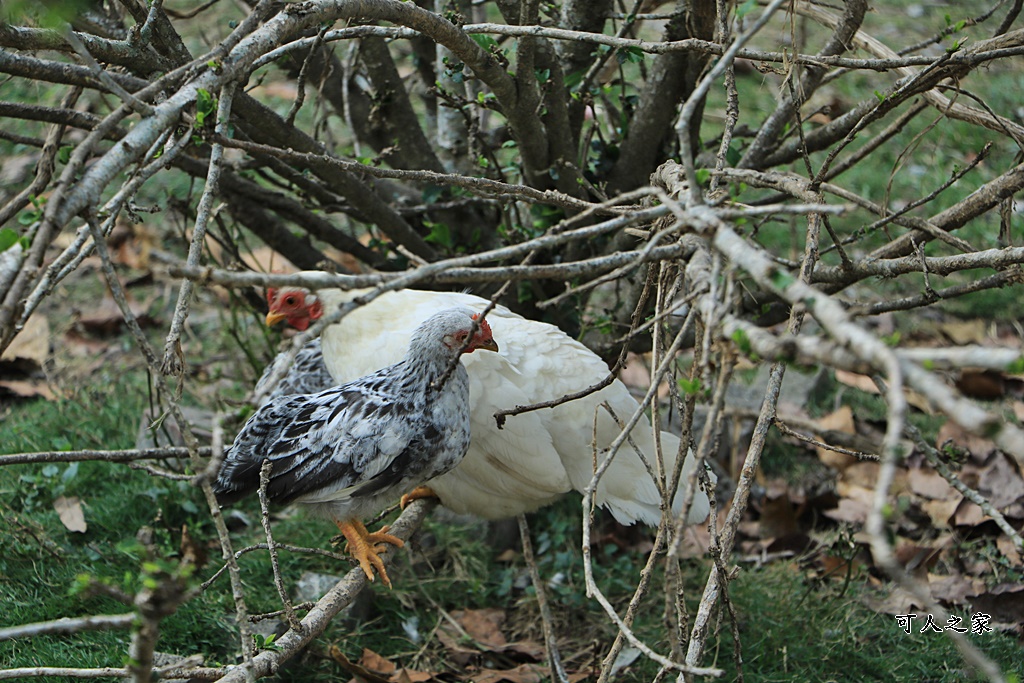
265, 311, 288, 327
475, 339, 499, 353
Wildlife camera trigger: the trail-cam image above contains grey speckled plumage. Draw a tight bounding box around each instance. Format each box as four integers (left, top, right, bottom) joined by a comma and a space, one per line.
254, 338, 335, 405
214, 308, 495, 526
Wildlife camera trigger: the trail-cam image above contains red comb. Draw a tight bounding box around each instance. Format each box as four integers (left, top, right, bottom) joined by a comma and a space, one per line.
471, 313, 493, 337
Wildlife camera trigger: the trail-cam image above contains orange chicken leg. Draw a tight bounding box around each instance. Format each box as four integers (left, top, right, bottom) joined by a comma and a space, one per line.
336, 519, 404, 588
400, 485, 439, 509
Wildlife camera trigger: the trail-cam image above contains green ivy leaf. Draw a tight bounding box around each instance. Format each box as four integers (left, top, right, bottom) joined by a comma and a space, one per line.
882, 331, 901, 347
1006, 357, 1024, 374
731, 329, 753, 356
677, 377, 702, 396
726, 143, 742, 167
615, 46, 645, 65
0, 227, 20, 252
195, 88, 216, 126
470, 34, 497, 50
423, 221, 453, 249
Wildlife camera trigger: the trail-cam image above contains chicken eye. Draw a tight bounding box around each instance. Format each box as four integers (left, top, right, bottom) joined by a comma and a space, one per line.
284, 296, 296, 306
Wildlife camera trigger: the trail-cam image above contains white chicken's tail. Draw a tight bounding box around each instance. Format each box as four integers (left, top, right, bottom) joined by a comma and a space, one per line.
595, 429, 711, 527
550, 383, 713, 527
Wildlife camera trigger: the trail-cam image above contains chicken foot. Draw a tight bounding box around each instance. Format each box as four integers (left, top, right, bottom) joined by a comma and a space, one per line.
334, 518, 404, 588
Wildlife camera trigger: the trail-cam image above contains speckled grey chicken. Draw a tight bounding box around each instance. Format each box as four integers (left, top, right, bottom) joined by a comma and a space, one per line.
215, 308, 498, 587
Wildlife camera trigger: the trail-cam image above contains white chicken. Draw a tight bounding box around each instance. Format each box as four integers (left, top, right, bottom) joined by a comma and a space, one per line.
265, 282, 712, 527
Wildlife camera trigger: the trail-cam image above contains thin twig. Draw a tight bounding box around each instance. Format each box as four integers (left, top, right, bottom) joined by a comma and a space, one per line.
257, 459, 303, 633
517, 515, 569, 683
160, 83, 236, 377
774, 420, 880, 461
0, 614, 135, 642
0, 447, 210, 467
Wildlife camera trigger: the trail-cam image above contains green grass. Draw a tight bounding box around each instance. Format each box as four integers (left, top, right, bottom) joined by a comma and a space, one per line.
3, 363, 1023, 681
0, 374, 237, 673
695, 563, 1024, 682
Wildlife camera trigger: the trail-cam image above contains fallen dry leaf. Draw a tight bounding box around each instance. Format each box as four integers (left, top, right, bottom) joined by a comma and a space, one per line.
674, 511, 724, 559
817, 554, 851, 576
619, 353, 651, 390
996, 536, 1022, 566
1, 314, 49, 368
759, 489, 801, 538
921, 496, 962, 528
894, 538, 943, 576
907, 467, 957, 500
953, 499, 989, 527
53, 496, 87, 533
1002, 502, 1024, 518
435, 629, 478, 667
62, 329, 115, 357
977, 453, 1024, 509
927, 573, 986, 606
835, 370, 879, 393
840, 461, 878, 489
471, 663, 547, 683
836, 479, 877, 504
108, 219, 153, 270
940, 319, 988, 345
815, 406, 858, 471
616, 352, 670, 398
328, 646, 392, 683
437, 609, 546, 668
860, 585, 919, 615
823, 496, 871, 525
0, 379, 56, 400
456, 608, 507, 648
497, 640, 546, 662
360, 648, 397, 676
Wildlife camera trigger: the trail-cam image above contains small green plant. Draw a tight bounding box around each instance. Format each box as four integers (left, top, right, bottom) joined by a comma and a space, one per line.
678, 376, 702, 395
252, 633, 281, 652
0, 226, 30, 251
195, 88, 217, 127
17, 195, 45, 226
423, 220, 453, 249
615, 46, 645, 65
